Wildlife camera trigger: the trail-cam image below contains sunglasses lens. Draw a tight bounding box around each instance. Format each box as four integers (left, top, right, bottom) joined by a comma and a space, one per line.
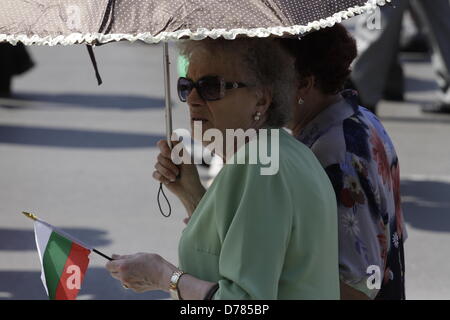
177, 78, 192, 102
198, 77, 222, 101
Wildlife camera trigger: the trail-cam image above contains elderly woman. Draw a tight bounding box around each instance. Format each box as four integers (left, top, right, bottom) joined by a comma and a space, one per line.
282, 24, 407, 300
106, 38, 340, 299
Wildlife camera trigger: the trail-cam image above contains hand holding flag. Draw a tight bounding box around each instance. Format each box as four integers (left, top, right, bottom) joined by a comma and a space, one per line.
105, 252, 176, 293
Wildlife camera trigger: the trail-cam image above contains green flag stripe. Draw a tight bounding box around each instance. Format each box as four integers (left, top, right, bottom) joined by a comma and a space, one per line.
42, 231, 73, 300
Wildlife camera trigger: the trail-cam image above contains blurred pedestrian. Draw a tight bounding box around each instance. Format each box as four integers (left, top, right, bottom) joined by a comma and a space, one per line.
349, 0, 450, 114
0, 43, 34, 97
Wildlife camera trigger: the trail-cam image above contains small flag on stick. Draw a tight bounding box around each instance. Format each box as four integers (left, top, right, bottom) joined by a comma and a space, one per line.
22, 211, 111, 300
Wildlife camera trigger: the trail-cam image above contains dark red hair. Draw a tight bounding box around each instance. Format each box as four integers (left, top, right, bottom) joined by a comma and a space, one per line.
281, 24, 357, 95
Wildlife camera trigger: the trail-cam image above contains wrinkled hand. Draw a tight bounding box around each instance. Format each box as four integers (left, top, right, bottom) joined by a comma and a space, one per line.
105, 253, 173, 293
153, 139, 206, 217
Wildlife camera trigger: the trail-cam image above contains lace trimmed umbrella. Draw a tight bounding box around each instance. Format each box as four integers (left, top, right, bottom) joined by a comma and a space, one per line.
0, 0, 391, 216
0, 0, 391, 45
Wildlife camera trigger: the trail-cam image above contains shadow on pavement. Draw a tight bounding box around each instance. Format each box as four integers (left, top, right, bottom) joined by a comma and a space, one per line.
401, 179, 450, 233
3, 92, 165, 110
0, 268, 169, 300
381, 116, 450, 125
400, 54, 431, 64
0, 227, 111, 251
405, 76, 439, 93
0, 125, 164, 149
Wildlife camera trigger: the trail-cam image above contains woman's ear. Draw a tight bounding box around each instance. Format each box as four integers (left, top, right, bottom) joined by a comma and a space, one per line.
255, 87, 273, 115
297, 75, 315, 100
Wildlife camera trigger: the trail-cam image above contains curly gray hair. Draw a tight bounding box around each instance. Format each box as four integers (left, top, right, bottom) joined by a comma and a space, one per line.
178, 38, 295, 128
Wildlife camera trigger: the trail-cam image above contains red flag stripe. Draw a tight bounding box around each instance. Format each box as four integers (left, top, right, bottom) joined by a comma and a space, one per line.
54, 242, 90, 300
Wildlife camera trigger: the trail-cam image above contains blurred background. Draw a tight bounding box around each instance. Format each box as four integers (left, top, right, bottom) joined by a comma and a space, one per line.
1, 4, 450, 300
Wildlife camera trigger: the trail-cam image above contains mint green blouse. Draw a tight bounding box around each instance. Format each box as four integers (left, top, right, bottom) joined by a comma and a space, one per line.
178, 129, 340, 299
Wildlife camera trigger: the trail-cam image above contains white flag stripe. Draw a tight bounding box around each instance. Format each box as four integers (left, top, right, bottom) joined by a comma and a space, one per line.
34, 220, 52, 296
37, 219, 92, 250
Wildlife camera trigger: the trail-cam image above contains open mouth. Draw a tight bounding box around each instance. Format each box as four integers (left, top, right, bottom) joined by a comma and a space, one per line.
191, 117, 208, 122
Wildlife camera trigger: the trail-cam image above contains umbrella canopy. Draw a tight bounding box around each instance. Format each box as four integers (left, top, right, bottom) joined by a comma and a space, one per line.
0, 0, 391, 46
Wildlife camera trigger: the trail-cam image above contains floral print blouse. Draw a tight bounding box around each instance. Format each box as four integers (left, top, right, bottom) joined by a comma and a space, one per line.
296, 90, 406, 299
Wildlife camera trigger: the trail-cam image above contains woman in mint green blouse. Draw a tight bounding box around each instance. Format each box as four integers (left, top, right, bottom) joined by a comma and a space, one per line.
106, 38, 340, 300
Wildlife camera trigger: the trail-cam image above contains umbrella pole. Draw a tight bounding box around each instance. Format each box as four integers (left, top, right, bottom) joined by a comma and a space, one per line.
157, 43, 173, 218
163, 42, 173, 149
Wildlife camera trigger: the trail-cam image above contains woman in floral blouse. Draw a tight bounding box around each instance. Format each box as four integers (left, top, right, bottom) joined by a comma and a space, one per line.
282, 24, 406, 300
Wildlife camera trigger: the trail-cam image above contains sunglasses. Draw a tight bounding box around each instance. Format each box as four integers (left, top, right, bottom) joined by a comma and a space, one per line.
177, 76, 248, 102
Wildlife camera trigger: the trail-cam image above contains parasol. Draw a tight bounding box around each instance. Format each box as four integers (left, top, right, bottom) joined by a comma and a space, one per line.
0, 0, 392, 215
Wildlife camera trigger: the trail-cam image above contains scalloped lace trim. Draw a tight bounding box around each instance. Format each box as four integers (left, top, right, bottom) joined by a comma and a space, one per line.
0, 0, 391, 46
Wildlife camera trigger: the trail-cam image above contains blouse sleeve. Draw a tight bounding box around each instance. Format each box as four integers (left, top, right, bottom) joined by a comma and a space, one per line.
211, 163, 293, 300
324, 163, 384, 299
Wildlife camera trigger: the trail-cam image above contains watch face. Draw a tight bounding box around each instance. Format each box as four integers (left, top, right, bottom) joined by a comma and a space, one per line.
170, 271, 181, 284
169, 271, 184, 300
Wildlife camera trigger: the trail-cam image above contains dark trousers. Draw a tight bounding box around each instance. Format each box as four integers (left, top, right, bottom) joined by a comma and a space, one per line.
0, 43, 34, 95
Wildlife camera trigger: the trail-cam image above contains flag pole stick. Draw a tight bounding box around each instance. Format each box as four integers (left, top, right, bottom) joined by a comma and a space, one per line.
92, 249, 112, 261
21, 211, 113, 261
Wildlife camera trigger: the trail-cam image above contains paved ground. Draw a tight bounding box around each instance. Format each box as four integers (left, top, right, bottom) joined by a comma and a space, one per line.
0, 41, 449, 300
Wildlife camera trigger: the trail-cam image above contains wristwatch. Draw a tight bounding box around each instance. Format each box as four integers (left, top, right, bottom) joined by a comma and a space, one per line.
169, 270, 186, 300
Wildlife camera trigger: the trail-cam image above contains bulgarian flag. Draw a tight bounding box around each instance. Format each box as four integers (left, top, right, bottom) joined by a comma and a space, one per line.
33, 219, 91, 300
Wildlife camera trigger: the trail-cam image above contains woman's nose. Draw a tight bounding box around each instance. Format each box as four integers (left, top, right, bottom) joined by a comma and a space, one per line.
187, 87, 205, 107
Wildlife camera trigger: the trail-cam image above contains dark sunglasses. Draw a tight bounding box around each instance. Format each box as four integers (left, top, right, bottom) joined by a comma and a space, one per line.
177, 76, 248, 102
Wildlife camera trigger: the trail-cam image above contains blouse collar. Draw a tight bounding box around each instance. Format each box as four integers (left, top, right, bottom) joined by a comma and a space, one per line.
296, 90, 360, 147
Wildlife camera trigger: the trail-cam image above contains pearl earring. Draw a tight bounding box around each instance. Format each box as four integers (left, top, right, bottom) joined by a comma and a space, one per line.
298, 98, 305, 105
254, 112, 261, 121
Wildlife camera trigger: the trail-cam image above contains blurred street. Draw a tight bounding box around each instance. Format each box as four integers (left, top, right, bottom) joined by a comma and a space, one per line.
0, 41, 449, 299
